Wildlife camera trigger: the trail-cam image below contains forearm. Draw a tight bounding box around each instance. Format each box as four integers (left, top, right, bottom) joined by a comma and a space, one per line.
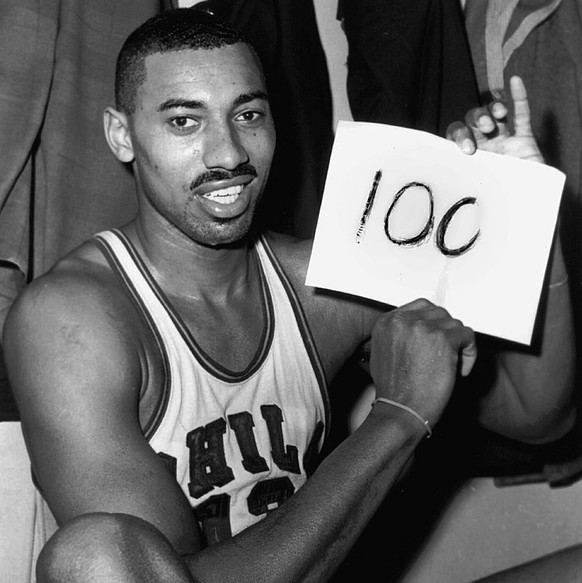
478, 238, 576, 442
186, 407, 424, 582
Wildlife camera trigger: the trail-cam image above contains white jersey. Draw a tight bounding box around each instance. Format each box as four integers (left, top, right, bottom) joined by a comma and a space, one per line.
94, 230, 329, 545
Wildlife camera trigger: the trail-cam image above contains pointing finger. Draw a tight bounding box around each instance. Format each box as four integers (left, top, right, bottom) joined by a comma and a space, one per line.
509, 75, 534, 137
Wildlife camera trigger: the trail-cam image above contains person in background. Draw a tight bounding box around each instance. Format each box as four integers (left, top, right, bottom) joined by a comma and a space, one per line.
339, 2, 582, 577
340, 0, 480, 136
464, 0, 582, 395
460, 3, 582, 580
0, 0, 164, 421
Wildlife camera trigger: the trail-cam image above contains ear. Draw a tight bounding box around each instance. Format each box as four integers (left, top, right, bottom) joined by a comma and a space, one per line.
103, 107, 135, 163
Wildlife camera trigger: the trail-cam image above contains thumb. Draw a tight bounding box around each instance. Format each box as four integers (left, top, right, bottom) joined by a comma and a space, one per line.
460, 339, 478, 377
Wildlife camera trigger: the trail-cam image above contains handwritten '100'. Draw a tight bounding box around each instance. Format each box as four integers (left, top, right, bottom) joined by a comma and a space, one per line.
356, 171, 481, 257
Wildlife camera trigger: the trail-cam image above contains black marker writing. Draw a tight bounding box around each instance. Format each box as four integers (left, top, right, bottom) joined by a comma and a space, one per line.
356, 169, 383, 242
356, 170, 481, 259
435, 197, 480, 256
385, 182, 434, 247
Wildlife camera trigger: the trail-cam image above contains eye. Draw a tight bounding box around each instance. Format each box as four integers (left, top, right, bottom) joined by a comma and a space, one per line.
169, 116, 198, 131
235, 110, 263, 123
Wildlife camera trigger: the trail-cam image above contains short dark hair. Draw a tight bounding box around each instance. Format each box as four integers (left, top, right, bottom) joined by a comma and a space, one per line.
115, 8, 251, 114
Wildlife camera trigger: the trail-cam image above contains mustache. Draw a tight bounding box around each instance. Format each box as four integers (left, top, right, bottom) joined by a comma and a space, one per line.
189, 164, 258, 191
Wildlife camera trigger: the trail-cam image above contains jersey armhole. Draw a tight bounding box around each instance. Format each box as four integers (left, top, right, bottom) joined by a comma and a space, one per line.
257, 236, 331, 438
92, 232, 172, 440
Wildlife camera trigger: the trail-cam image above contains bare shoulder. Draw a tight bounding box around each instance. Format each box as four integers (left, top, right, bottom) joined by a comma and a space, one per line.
264, 232, 385, 376
3, 240, 147, 411
5, 240, 136, 347
4, 242, 198, 541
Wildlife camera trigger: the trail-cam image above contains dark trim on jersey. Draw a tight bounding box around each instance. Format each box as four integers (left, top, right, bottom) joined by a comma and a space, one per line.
100, 230, 275, 384
93, 233, 172, 440
259, 236, 331, 439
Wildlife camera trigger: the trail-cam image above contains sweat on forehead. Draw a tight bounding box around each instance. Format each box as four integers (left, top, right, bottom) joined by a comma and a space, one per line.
115, 8, 257, 114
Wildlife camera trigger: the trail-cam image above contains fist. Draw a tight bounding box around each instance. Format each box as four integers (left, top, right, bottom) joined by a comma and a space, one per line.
369, 299, 476, 424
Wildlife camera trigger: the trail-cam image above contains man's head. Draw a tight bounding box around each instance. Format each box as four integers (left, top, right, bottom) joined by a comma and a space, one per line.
115, 9, 252, 115
105, 9, 276, 248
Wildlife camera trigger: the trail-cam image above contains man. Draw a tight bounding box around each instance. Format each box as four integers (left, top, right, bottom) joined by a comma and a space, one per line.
2, 9, 575, 582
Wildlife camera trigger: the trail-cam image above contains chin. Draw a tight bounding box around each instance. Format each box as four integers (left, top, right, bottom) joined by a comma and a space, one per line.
191, 214, 256, 249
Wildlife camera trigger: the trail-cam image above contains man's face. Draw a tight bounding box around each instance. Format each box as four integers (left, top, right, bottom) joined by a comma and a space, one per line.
127, 43, 276, 247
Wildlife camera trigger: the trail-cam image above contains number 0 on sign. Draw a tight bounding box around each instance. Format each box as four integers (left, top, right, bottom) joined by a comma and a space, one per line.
305, 121, 565, 345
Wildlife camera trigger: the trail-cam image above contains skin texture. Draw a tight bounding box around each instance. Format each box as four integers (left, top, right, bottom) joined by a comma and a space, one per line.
2, 41, 575, 583
106, 45, 275, 249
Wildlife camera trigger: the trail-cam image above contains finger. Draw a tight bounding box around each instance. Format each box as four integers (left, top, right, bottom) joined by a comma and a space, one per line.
449, 325, 477, 377
400, 299, 463, 324
445, 121, 476, 155
460, 338, 478, 377
422, 316, 477, 375
398, 297, 435, 312
465, 106, 497, 136
489, 86, 509, 117
429, 316, 466, 330
509, 75, 534, 137
488, 99, 509, 135
489, 99, 508, 121
393, 300, 450, 327
398, 298, 456, 315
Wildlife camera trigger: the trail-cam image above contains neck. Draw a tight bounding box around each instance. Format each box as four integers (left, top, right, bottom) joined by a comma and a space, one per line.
123, 218, 258, 303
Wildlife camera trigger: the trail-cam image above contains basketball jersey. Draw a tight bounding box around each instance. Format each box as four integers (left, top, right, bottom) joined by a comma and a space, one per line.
94, 229, 329, 545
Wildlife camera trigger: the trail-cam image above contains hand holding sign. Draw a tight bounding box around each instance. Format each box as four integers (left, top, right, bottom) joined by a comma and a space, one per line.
306, 77, 565, 345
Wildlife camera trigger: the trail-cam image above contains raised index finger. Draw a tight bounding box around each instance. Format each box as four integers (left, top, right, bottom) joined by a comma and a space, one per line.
509, 75, 534, 138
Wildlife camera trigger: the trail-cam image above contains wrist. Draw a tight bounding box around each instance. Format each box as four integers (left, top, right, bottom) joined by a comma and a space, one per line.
368, 399, 431, 442
371, 398, 432, 438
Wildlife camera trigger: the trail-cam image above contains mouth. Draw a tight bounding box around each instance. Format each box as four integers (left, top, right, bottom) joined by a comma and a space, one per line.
194, 177, 255, 221
202, 184, 245, 205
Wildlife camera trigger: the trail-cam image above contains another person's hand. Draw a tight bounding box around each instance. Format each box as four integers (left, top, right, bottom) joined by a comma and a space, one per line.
369, 299, 476, 428
446, 76, 543, 163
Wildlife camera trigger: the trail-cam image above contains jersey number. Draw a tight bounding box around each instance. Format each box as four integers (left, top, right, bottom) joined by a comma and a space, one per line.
158, 405, 323, 545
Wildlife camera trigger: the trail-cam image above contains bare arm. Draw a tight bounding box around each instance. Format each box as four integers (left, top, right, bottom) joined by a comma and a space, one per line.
186, 299, 477, 582
475, 236, 575, 442
5, 265, 475, 582
447, 76, 576, 443
3, 271, 203, 555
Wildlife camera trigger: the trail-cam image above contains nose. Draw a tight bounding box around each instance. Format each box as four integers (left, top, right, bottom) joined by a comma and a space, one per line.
202, 120, 249, 170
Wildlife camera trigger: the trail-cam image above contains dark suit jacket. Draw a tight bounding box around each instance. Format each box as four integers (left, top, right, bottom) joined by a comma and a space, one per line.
341, 0, 480, 136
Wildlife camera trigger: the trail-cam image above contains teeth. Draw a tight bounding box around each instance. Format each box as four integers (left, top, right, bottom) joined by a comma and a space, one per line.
202, 185, 243, 204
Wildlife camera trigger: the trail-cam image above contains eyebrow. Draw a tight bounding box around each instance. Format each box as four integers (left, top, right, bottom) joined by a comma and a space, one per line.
157, 90, 269, 113
157, 98, 204, 112
233, 90, 269, 107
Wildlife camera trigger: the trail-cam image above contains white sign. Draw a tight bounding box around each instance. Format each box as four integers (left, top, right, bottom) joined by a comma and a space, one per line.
306, 121, 565, 345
